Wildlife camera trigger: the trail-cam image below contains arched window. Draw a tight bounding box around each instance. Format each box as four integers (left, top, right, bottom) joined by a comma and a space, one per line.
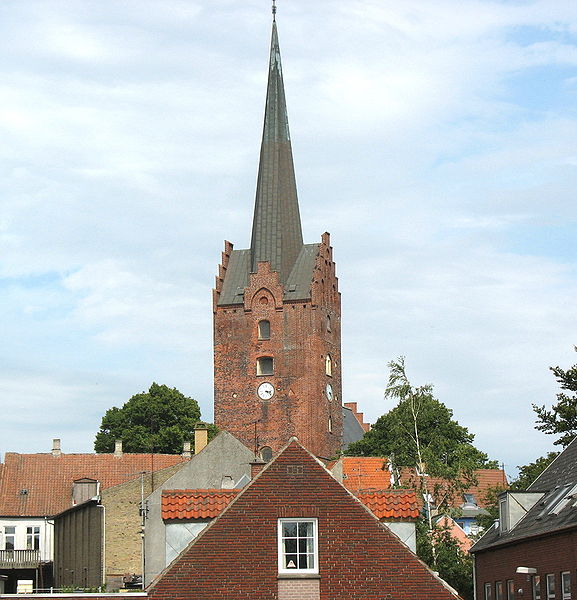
260, 446, 273, 462
257, 356, 274, 376
258, 320, 271, 340
325, 355, 332, 377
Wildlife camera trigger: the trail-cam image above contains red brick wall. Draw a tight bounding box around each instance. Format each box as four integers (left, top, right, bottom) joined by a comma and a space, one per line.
147, 441, 459, 600
474, 529, 577, 599
213, 234, 343, 459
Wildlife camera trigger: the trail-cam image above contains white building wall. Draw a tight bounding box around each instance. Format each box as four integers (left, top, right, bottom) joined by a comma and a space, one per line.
0, 518, 54, 561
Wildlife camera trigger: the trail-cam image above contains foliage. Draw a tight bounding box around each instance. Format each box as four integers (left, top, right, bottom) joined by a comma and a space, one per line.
533, 347, 577, 447
346, 358, 497, 482
475, 485, 507, 532
94, 383, 215, 454
510, 452, 559, 491
416, 519, 474, 600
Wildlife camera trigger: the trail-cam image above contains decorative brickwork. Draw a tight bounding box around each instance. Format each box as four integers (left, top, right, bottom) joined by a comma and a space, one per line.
278, 578, 320, 600
146, 440, 459, 600
213, 240, 342, 459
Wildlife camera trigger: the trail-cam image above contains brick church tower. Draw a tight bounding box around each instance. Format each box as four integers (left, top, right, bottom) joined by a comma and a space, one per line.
213, 19, 342, 460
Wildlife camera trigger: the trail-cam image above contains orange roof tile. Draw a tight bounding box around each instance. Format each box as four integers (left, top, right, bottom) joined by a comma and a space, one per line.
0, 452, 187, 517
340, 457, 391, 493
161, 489, 240, 520
357, 490, 420, 520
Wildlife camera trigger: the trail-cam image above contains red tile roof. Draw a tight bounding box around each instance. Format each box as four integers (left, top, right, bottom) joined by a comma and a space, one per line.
357, 490, 420, 520
161, 489, 240, 520
340, 457, 391, 493
0, 452, 187, 517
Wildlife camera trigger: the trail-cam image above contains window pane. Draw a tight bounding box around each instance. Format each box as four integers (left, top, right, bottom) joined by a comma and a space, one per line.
298, 522, 312, 537
507, 579, 515, 600
562, 572, 571, 598
298, 554, 309, 569
496, 581, 503, 600
258, 320, 270, 340
257, 357, 273, 375
547, 574, 556, 598
285, 539, 297, 554
284, 554, 297, 569
283, 522, 297, 537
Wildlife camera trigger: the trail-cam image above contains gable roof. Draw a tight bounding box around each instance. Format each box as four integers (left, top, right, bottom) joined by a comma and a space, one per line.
147, 439, 459, 600
471, 438, 577, 553
357, 490, 420, 520
161, 489, 240, 520
0, 451, 186, 517
339, 456, 391, 493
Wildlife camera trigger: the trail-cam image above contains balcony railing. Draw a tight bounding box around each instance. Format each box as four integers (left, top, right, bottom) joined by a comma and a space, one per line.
0, 549, 41, 568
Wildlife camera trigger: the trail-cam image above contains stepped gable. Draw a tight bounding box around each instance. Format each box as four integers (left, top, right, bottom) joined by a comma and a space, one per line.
0, 451, 186, 517
147, 440, 459, 600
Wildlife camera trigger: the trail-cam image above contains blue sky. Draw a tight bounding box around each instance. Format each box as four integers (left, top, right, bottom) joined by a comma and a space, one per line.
1, 0, 576, 478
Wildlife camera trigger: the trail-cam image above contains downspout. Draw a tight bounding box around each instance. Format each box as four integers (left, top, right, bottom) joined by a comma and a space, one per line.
100, 505, 106, 589
472, 553, 477, 600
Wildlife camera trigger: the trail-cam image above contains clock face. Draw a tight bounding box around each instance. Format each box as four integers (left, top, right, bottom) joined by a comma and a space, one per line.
325, 383, 333, 401
257, 382, 275, 400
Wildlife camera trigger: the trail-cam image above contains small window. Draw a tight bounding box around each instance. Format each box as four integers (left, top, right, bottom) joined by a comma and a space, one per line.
485, 583, 493, 600
26, 527, 40, 551
257, 357, 273, 376
325, 355, 332, 377
278, 519, 318, 574
561, 572, 571, 600
507, 579, 515, 600
499, 496, 508, 532
496, 581, 503, 600
547, 575, 556, 600
534, 576, 542, 600
328, 416, 332, 433
326, 315, 331, 332
463, 493, 476, 505
4, 526, 15, 550
260, 446, 273, 462
258, 320, 270, 340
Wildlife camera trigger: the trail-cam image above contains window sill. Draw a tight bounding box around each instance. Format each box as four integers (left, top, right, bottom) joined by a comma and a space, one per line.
277, 573, 320, 580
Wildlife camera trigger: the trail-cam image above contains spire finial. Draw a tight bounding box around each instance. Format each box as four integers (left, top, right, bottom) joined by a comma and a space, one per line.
272, 0, 277, 22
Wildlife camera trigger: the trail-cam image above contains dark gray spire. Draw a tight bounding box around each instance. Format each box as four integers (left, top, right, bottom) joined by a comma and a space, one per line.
250, 22, 303, 282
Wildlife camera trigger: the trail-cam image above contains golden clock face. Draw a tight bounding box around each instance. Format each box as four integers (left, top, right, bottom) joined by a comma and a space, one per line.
258, 382, 275, 400
325, 383, 333, 401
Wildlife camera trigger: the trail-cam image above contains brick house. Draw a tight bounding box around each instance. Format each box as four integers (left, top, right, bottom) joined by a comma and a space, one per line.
470, 437, 577, 600
0, 439, 186, 593
146, 439, 460, 600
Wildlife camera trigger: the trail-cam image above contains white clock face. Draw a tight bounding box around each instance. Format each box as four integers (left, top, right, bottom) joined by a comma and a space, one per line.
257, 382, 275, 400
325, 383, 333, 401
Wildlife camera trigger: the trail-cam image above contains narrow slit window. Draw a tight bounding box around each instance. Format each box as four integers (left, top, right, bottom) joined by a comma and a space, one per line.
258, 320, 271, 340
325, 355, 332, 377
326, 315, 331, 332
257, 357, 274, 376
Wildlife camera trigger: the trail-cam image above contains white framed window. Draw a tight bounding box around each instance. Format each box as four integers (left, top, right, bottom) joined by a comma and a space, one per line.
485, 583, 493, 600
546, 574, 556, 600
533, 575, 542, 600
278, 518, 318, 574
562, 571, 571, 600
507, 579, 515, 600
26, 527, 40, 550
3, 526, 15, 550
258, 320, 270, 340
256, 357, 273, 376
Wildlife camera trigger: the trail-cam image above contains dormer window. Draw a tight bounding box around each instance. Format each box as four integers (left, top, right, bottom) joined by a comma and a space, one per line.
258, 320, 271, 340
257, 357, 274, 376
499, 496, 508, 533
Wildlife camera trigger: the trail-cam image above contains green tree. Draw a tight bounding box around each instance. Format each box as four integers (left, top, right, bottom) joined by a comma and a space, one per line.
533, 347, 577, 447
94, 383, 215, 454
510, 452, 559, 490
346, 358, 497, 480
416, 519, 474, 600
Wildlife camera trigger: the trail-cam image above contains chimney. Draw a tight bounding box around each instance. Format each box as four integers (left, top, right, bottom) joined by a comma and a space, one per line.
114, 440, 123, 457
250, 458, 266, 479
182, 441, 192, 458
194, 423, 209, 454
52, 439, 61, 457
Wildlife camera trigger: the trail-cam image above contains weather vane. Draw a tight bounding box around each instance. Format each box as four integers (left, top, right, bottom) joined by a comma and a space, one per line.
272, 0, 277, 21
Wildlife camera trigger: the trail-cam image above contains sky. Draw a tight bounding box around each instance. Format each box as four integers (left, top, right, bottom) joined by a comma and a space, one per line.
1, 0, 576, 479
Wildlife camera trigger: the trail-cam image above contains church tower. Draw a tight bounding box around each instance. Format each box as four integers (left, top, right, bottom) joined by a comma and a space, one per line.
213, 18, 342, 460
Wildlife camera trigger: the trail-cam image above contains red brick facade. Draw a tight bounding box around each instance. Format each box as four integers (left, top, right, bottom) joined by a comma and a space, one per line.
474, 529, 577, 599
146, 441, 459, 600
213, 233, 343, 459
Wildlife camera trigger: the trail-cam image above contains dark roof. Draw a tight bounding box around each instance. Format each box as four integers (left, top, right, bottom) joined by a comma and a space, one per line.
250, 21, 303, 283
0, 451, 186, 517
341, 405, 367, 450
471, 437, 577, 553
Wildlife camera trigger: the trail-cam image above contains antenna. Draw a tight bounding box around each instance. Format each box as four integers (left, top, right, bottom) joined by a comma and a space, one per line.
272, 0, 277, 21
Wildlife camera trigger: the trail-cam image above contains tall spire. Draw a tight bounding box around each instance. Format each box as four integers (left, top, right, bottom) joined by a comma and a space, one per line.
250, 21, 303, 282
